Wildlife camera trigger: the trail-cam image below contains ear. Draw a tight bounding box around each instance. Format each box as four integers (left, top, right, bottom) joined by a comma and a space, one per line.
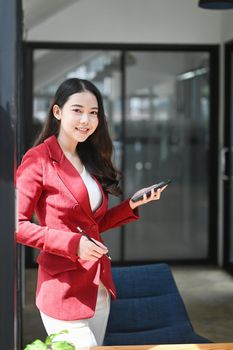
53, 104, 62, 120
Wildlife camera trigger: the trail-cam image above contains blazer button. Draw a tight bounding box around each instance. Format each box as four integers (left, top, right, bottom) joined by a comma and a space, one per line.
73, 204, 80, 210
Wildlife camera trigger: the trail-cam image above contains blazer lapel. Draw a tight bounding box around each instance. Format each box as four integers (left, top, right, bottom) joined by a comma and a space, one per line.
44, 135, 97, 222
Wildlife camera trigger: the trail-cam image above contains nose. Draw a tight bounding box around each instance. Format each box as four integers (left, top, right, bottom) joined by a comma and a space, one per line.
79, 113, 89, 123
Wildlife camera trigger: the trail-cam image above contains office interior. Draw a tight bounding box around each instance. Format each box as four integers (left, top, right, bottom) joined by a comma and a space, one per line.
1, 0, 233, 348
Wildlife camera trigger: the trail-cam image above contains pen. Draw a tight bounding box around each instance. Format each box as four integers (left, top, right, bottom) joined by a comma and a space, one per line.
77, 226, 112, 260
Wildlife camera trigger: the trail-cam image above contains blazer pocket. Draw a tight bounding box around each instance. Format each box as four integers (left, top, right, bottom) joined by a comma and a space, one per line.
37, 252, 78, 276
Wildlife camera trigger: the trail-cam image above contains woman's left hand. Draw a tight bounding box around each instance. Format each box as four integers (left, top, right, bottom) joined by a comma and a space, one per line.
129, 185, 167, 210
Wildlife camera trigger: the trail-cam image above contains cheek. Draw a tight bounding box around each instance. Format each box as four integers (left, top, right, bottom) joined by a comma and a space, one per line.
61, 116, 74, 128
92, 119, 99, 131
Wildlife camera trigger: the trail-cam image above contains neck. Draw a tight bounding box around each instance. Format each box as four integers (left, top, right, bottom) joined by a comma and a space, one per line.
57, 132, 78, 156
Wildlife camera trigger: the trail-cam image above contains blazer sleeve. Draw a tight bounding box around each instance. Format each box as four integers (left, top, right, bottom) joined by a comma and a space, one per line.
15, 148, 81, 262
98, 198, 139, 233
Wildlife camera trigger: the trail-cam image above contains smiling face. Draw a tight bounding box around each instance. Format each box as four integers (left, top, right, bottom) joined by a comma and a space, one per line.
53, 91, 99, 147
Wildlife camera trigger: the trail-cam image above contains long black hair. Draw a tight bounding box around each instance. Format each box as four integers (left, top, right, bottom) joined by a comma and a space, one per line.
34, 78, 121, 196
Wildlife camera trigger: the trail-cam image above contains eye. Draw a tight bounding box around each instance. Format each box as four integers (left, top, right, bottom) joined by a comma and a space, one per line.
90, 111, 98, 116
72, 109, 82, 113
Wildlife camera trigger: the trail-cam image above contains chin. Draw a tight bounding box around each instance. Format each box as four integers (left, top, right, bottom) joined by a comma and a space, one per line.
76, 134, 91, 143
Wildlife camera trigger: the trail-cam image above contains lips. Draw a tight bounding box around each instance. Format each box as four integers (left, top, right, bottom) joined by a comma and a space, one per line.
75, 127, 89, 134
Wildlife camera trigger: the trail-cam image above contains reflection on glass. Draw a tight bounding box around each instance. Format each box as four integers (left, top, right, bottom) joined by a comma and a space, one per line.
124, 51, 210, 260
33, 50, 122, 137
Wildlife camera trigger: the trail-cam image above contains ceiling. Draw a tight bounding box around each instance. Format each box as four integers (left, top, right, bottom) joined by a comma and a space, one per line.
22, 0, 78, 31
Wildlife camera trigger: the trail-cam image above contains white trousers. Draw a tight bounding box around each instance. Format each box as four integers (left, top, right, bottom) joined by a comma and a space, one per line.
40, 282, 110, 349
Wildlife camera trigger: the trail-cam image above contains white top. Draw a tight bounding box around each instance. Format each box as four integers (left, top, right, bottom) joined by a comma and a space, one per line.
80, 166, 102, 212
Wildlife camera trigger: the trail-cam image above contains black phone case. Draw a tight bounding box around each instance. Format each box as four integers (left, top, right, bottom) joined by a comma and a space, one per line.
131, 179, 171, 203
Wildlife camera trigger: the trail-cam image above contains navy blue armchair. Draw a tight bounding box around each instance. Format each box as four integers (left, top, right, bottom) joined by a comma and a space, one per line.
104, 263, 211, 345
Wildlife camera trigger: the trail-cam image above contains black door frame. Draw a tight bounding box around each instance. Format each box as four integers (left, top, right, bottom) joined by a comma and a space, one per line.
22, 42, 219, 266
224, 39, 233, 275
0, 0, 23, 348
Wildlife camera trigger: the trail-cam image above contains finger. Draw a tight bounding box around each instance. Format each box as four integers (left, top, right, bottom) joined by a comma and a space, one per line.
83, 241, 107, 258
90, 242, 108, 255
91, 238, 108, 251
143, 192, 147, 202
150, 188, 160, 200
150, 188, 155, 199
155, 189, 161, 199
89, 247, 109, 260
148, 188, 158, 201
90, 256, 99, 261
92, 248, 106, 259
86, 255, 99, 261
83, 246, 102, 260
81, 252, 98, 261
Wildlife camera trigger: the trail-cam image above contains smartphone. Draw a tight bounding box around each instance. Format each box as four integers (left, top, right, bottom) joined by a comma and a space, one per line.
131, 179, 171, 203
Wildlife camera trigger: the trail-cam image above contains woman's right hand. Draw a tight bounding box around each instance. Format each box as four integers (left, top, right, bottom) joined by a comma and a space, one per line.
77, 236, 109, 261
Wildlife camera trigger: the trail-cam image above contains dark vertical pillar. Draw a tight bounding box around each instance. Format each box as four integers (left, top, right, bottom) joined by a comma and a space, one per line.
120, 51, 126, 262
0, 0, 22, 349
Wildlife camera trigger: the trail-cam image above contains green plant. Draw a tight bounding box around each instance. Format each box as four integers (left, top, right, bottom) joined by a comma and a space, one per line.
24, 330, 75, 350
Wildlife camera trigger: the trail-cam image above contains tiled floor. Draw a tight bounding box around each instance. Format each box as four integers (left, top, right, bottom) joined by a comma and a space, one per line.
23, 265, 233, 347
171, 265, 233, 343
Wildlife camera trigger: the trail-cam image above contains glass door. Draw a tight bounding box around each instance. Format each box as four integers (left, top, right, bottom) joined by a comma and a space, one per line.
124, 51, 211, 260
23, 47, 216, 264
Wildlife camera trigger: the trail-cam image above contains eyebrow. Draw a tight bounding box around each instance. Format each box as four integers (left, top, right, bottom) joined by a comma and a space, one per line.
71, 104, 98, 110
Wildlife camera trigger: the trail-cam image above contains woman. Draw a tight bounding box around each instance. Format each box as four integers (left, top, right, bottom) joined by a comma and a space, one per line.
16, 78, 166, 348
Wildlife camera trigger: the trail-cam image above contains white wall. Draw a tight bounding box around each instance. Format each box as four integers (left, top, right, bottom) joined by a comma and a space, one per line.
26, 0, 222, 44
221, 10, 233, 43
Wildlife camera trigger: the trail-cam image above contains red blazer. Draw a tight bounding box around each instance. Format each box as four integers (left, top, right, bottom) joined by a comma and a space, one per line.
16, 135, 139, 320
